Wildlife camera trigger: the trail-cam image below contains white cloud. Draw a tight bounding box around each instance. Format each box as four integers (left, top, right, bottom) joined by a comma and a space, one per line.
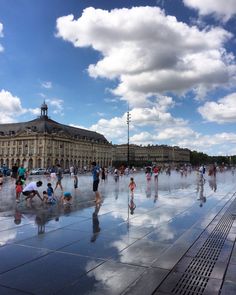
90, 116, 127, 143
130, 127, 197, 144
0, 90, 26, 123
46, 98, 64, 115
56, 6, 235, 105
41, 81, 52, 89
0, 22, 4, 52
84, 99, 187, 143
177, 132, 236, 155
183, 0, 236, 21
198, 92, 236, 123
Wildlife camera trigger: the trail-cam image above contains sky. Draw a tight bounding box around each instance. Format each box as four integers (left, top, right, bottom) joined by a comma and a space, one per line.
0, 0, 236, 156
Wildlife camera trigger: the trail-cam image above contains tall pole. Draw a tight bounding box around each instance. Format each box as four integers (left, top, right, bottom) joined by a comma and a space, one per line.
127, 108, 131, 168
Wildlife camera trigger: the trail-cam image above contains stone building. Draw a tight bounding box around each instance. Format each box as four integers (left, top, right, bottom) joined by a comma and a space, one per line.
113, 144, 190, 166
0, 103, 112, 170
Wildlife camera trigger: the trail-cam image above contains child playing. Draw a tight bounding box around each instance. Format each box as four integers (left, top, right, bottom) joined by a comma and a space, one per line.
42, 183, 56, 204
42, 191, 48, 203
129, 177, 136, 194
61, 191, 72, 205
47, 183, 55, 203
15, 179, 23, 202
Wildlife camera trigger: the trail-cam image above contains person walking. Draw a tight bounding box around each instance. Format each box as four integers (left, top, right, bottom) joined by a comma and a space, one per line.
11, 163, 18, 179
54, 164, 63, 191
17, 164, 26, 181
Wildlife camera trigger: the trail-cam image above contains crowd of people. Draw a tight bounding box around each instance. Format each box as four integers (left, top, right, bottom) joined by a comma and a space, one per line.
0, 161, 234, 213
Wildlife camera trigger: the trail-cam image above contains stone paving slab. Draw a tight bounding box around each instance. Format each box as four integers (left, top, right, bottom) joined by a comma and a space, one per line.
0, 173, 236, 294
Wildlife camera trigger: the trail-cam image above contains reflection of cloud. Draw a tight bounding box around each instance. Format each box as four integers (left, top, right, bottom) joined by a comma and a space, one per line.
0, 231, 16, 245
85, 261, 144, 294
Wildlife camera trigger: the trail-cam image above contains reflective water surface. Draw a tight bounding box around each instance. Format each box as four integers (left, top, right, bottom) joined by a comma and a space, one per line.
0, 171, 235, 294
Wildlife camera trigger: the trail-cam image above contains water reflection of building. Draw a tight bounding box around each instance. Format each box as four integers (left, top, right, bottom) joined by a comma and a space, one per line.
0, 103, 112, 169
112, 144, 190, 166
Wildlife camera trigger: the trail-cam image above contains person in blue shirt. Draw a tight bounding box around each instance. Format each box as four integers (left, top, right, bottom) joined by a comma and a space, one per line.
91, 161, 101, 203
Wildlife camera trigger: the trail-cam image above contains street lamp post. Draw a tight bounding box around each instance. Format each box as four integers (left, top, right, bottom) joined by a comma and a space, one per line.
127, 109, 131, 168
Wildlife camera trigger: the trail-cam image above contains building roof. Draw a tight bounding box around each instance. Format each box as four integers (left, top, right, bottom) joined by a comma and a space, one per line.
0, 115, 109, 143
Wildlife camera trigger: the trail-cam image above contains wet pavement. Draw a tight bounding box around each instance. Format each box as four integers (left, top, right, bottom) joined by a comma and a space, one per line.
0, 171, 235, 294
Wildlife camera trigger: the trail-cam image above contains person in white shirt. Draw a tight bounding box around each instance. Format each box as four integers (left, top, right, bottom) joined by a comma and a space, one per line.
22, 181, 43, 201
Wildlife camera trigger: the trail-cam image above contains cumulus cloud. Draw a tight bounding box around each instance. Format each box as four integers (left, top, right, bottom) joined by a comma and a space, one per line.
56, 6, 235, 105
0, 22, 4, 52
198, 92, 236, 123
130, 127, 197, 144
0, 90, 26, 123
46, 98, 64, 115
177, 132, 236, 155
86, 100, 187, 143
183, 0, 236, 22
129, 126, 236, 156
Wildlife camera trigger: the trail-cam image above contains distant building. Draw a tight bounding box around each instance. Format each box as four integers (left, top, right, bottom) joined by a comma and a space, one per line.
112, 144, 190, 166
0, 103, 112, 169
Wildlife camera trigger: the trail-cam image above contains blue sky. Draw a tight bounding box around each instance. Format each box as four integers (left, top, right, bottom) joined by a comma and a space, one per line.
0, 0, 236, 156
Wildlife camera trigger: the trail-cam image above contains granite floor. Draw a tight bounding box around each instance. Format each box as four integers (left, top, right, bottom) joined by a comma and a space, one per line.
0, 170, 235, 294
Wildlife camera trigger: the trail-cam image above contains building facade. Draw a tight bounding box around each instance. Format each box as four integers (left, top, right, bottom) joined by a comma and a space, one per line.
113, 144, 190, 166
0, 103, 112, 170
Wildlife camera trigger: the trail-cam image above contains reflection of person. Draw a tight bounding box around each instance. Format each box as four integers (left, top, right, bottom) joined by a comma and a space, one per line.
91, 162, 101, 203
129, 196, 136, 215
14, 207, 22, 225
23, 181, 43, 202
209, 176, 217, 192
35, 211, 47, 234
197, 179, 206, 207
0, 172, 3, 190
74, 175, 78, 189
114, 184, 119, 200
91, 204, 101, 242
146, 182, 151, 198
154, 182, 158, 203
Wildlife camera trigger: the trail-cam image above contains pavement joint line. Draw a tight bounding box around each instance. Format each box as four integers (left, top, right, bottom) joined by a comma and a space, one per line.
153, 195, 236, 294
